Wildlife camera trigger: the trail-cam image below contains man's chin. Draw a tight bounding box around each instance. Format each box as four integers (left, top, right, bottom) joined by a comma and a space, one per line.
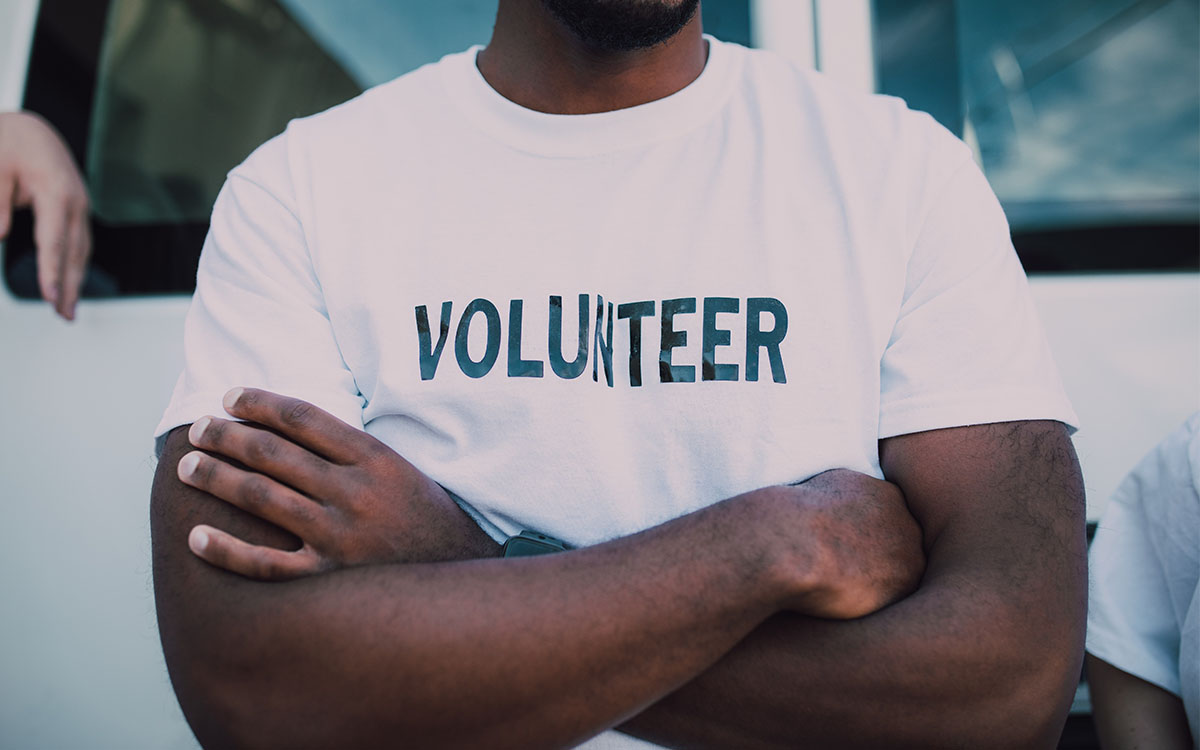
540, 0, 701, 52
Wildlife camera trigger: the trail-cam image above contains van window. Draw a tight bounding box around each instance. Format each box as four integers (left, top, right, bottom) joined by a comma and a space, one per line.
7, 0, 752, 298
873, 0, 1200, 272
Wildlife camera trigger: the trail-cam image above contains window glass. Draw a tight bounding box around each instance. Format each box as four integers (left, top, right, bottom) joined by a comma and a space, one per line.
874, 0, 1199, 271
88, 0, 361, 225
8, 0, 752, 297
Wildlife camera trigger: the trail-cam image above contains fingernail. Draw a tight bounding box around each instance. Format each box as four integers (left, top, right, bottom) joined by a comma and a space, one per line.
189, 416, 212, 444
178, 452, 201, 479
223, 388, 244, 412
189, 527, 209, 553
45, 286, 59, 305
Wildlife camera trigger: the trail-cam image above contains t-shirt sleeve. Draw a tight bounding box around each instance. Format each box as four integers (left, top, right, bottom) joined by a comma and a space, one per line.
878, 153, 1078, 438
1086, 486, 1183, 696
1085, 413, 1200, 699
153, 135, 364, 454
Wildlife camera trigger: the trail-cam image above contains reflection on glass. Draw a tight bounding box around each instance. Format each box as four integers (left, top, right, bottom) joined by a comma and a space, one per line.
276, 0, 498, 88
88, 0, 361, 224
961, 0, 1199, 228
85, 0, 751, 227
877, 0, 1199, 231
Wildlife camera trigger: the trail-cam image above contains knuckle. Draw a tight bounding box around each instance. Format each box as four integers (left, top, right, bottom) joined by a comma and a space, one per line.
238, 475, 273, 509
307, 453, 331, 476
344, 466, 377, 498
51, 183, 79, 209
294, 507, 318, 532
43, 180, 70, 202
281, 399, 313, 427
359, 436, 390, 462
245, 433, 279, 463
36, 228, 66, 252
285, 497, 318, 528
311, 554, 334, 575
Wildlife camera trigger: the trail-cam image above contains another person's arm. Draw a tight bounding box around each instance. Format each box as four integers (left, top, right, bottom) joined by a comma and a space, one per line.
1086, 653, 1191, 750
0, 111, 91, 320
1084, 414, 1199, 750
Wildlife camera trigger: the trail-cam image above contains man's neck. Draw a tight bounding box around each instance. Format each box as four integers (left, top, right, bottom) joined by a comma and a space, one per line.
477, 0, 708, 115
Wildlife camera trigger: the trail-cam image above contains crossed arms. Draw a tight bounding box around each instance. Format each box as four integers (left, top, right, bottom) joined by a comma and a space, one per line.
151, 388, 1086, 749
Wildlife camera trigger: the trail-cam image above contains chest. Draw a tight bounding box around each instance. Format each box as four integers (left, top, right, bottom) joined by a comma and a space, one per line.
299, 142, 908, 542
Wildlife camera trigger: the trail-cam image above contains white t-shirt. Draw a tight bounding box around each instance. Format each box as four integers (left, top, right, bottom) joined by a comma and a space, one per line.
156, 38, 1077, 748
1087, 412, 1199, 747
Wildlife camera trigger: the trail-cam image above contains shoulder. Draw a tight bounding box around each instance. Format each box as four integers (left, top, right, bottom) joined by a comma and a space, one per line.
290, 49, 464, 141
1090, 413, 1200, 627
721, 40, 972, 242
228, 47, 473, 191
730, 41, 969, 174
1113, 413, 1200, 514
1087, 413, 1199, 688
1111, 413, 1200, 551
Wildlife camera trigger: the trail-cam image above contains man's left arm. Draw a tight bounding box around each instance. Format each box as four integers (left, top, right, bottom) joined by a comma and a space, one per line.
619, 419, 1087, 749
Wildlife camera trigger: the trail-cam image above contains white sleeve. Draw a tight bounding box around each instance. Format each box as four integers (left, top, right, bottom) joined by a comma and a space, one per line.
1086, 413, 1200, 698
154, 135, 364, 452
1087, 488, 1182, 695
878, 156, 1078, 438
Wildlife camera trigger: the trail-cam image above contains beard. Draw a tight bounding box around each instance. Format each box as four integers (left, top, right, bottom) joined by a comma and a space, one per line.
540, 0, 701, 51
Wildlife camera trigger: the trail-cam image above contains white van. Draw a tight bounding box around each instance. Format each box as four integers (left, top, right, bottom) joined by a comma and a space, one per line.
1, 1, 1196, 747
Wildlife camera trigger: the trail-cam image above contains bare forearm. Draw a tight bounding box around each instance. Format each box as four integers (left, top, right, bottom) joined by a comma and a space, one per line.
153, 436, 787, 749
622, 422, 1088, 749
622, 556, 1083, 748
164, 546, 768, 748
155, 411, 929, 748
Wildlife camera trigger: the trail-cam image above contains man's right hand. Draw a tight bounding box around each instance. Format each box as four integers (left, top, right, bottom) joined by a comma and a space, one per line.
763, 469, 926, 619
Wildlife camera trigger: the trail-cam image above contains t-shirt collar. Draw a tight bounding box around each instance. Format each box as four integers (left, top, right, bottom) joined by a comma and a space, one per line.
441, 35, 742, 158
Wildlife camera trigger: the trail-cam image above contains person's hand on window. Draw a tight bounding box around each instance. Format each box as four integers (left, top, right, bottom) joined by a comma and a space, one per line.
0, 111, 91, 320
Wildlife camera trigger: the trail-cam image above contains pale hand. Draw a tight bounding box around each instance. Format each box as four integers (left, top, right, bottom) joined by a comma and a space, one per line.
177, 387, 501, 580
0, 111, 91, 320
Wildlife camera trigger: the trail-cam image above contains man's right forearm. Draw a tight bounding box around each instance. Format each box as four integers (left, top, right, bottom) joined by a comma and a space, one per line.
152, 428, 796, 749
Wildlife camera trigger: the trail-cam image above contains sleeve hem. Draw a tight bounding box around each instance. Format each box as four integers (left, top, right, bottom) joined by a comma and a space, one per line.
154, 392, 237, 437
153, 393, 236, 459
878, 387, 1080, 439
153, 389, 365, 458
1085, 627, 1182, 697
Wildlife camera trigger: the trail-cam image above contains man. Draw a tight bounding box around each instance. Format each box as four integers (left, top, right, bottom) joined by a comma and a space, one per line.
151, 1, 1087, 747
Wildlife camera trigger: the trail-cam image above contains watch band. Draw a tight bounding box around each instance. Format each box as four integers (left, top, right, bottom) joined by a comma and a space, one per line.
502, 530, 572, 557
